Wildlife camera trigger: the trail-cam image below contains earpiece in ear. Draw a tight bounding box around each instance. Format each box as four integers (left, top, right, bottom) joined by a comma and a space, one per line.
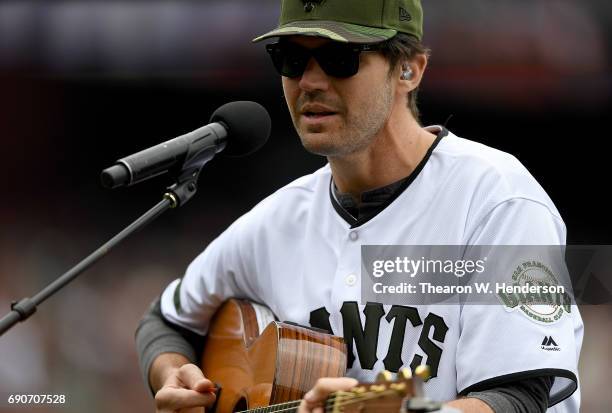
400, 67, 413, 80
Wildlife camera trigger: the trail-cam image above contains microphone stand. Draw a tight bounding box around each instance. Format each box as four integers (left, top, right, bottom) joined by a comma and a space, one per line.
0, 145, 217, 337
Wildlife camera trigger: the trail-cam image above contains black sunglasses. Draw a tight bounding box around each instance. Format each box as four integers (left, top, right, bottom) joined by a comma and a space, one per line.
265, 41, 382, 79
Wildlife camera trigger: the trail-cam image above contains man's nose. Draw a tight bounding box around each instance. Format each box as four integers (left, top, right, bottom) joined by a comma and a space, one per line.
298, 57, 329, 92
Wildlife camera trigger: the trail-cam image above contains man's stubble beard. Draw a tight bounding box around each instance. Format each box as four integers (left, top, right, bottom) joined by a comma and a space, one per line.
292, 80, 394, 158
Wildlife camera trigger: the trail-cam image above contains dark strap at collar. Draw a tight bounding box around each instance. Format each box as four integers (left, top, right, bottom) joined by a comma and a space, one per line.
330, 127, 448, 228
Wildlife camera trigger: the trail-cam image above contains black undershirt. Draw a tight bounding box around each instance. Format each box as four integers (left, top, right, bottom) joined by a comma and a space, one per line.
329, 127, 447, 228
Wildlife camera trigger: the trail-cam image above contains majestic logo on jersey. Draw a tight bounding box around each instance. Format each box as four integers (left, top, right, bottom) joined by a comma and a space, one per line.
541, 335, 561, 351
497, 260, 572, 324
309, 302, 448, 379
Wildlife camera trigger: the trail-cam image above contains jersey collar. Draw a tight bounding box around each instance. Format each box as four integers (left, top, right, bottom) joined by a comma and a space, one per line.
330, 126, 448, 228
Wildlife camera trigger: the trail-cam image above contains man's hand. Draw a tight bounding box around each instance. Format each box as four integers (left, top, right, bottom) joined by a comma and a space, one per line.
298, 377, 359, 413
294, 376, 494, 413
151, 353, 216, 413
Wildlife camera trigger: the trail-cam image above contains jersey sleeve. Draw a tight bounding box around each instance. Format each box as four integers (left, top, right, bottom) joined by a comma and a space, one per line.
457, 198, 583, 409
159, 212, 264, 336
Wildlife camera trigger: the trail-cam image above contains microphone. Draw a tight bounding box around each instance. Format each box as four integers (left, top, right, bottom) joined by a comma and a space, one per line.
101, 101, 271, 189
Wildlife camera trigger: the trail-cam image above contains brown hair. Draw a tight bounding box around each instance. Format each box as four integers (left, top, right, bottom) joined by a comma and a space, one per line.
378, 33, 430, 121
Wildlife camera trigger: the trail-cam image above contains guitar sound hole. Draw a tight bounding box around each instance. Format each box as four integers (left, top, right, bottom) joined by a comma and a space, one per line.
233, 397, 247, 412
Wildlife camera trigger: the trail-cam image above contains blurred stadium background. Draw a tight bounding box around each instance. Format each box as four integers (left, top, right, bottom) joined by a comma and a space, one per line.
0, 1, 610, 411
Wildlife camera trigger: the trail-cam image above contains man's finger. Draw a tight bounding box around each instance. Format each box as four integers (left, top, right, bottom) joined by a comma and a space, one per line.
300, 377, 359, 412
177, 364, 215, 392
155, 387, 216, 410
305, 377, 359, 402
158, 406, 204, 413
177, 408, 204, 413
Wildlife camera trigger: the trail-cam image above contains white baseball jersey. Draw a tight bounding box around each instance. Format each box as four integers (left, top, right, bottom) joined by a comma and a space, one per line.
161, 126, 582, 411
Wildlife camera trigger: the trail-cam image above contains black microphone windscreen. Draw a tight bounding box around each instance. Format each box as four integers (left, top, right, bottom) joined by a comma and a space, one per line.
210, 101, 271, 157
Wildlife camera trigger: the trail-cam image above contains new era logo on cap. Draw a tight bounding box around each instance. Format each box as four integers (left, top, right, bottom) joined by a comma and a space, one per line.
399, 7, 412, 22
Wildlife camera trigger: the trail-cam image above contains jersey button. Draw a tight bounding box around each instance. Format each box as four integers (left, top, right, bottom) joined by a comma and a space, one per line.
349, 231, 358, 241
345, 273, 357, 286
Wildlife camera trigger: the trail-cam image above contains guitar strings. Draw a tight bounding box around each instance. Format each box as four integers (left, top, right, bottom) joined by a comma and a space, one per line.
237, 389, 399, 413
323, 389, 398, 410
236, 399, 301, 413
235, 390, 349, 413
236, 392, 344, 413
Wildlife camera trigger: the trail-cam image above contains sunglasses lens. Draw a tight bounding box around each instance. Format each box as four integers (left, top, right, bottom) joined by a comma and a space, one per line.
266, 42, 363, 78
267, 43, 309, 78
316, 44, 360, 78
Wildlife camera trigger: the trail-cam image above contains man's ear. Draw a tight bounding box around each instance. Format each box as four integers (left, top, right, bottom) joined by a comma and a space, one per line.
397, 53, 428, 93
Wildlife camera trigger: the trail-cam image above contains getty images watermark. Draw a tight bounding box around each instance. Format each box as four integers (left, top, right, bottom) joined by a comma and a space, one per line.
370, 255, 566, 296
361, 245, 610, 322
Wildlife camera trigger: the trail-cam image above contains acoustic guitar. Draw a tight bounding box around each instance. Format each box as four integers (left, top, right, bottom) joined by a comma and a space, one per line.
201, 299, 431, 413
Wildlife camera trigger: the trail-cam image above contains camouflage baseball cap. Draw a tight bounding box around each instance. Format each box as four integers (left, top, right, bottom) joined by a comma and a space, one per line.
252, 0, 423, 44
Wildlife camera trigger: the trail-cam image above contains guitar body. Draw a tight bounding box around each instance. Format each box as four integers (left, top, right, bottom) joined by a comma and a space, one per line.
201, 299, 347, 413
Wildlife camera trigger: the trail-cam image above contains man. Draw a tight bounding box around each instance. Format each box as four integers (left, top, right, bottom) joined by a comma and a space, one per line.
136, 1, 582, 412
